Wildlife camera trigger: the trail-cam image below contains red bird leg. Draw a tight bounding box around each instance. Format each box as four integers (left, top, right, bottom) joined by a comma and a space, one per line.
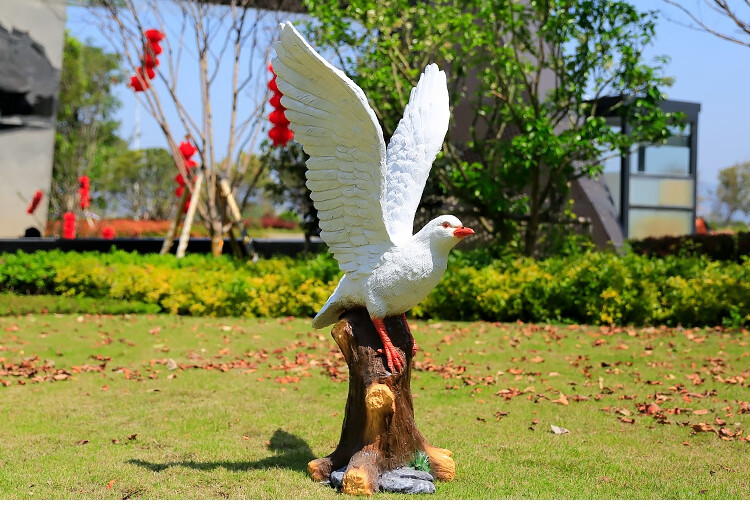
372, 318, 405, 373
401, 314, 418, 356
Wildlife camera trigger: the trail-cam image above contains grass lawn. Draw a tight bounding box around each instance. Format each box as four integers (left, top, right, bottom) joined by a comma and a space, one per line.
0, 306, 748, 499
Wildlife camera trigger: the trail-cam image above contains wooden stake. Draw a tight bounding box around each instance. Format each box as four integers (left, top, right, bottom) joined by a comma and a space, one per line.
176, 171, 204, 259
160, 186, 191, 255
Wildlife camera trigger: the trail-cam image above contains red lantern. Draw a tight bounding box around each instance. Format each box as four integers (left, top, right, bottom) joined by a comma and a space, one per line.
62, 212, 76, 239
138, 66, 156, 80
144, 29, 165, 43
101, 226, 115, 240
179, 141, 197, 159
269, 109, 290, 127
78, 176, 91, 210
267, 64, 293, 147
149, 42, 163, 55
130, 74, 148, 92
269, 92, 283, 109
143, 54, 160, 68
175, 186, 184, 197
26, 190, 43, 214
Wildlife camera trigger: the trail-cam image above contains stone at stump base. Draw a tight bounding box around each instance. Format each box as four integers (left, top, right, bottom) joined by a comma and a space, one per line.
307, 308, 455, 496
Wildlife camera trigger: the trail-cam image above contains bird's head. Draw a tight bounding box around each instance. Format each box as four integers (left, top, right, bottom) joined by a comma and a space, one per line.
417, 215, 474, 250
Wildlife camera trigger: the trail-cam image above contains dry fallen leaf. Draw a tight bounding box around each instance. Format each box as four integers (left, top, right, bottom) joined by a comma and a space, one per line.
106, 480, 115, 489
619, 417, 636, 424
693, 409, 709, 415
75, 439, 89, 445
551, 393, 569, 406
691, 423, 716, 434
550, 424, 570, 435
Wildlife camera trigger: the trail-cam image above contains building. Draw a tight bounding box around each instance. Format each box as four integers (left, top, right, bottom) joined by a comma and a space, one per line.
0, 0, 66, 238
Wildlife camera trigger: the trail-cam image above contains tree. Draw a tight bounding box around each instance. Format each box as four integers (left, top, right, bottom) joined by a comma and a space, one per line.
87, 0, 280, 256
51, 32, 125, 223
662, 0, 750, 47
716, 161, 750, 224
101, 147, 176, 220
304, 0, 682, 255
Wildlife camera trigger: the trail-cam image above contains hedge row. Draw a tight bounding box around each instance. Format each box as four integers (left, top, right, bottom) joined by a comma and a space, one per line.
629, 232, 750, 262
0, 250, 747, 327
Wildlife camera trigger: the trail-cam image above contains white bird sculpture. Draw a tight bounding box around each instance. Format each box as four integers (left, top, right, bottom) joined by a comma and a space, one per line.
272, 22, 474, 372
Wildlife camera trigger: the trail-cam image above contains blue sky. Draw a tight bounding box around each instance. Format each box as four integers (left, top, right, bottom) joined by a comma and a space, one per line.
66, 2, 750, 216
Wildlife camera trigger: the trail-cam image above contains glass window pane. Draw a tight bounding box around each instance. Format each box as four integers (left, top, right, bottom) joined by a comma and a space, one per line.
629, 177, 694, 208
637, 144, 691, 175
601, 172, 620, 216
628, 209, 692, 239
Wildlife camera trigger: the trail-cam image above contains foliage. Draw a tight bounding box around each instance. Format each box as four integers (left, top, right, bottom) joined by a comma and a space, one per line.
1, 314, 749, 498
52, 32, 126, 222
716, 161, 750, 224
304, 0, 682, 256
0, 250, 746, 327
409, 451, 431, 473
629, 231, 750, 262
99, 148, 178, 220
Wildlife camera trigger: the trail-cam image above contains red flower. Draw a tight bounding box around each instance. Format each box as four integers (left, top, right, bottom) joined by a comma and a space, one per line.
144, 29, 165, 43
101, 226, 115, 240
129, 74, 148, 92
26, 190, 43, 214
179, 141, 197, 159
62, 212, 76, 239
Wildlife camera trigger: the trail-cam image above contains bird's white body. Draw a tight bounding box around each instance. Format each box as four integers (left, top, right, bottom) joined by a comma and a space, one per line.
313, 217, 457, 328
272, 22, 472, 332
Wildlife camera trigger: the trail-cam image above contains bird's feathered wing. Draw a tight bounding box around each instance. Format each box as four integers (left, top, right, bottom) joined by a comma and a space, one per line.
384, 64, 450, 244
272, 22, 392, 275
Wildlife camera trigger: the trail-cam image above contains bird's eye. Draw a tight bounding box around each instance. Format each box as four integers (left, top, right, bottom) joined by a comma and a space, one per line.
442, 221, 450, 229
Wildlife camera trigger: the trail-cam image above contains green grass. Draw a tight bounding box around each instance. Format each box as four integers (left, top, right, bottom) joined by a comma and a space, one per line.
0, 311, 748, 499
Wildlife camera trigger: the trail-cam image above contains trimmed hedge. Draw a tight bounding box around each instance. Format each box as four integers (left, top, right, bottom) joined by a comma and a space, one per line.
0, 250, 747, 327
629, 232, 750, 262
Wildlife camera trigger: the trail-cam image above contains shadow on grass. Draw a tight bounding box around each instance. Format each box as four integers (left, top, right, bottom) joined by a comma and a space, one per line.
127, 429, 316, 474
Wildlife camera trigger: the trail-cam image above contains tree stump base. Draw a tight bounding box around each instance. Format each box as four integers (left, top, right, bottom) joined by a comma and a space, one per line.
308, 308, 455, 496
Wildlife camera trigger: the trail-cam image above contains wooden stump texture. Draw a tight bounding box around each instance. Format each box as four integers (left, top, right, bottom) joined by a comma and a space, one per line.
307, 307, 455, 495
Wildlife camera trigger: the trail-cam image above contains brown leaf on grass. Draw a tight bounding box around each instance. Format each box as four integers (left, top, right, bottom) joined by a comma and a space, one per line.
106, 480, 115, 489
529, 356, 545, 363
148, 327, 161, 336
619, 417, 635, 424
551, 393, 569, 406
682, 441, 690, 446
494, 410, 509, 420
476, 417, 487, 423
127, 434, 137, 441
75, 439, 89, 445
692, 409, 709, 415
111, 439, 119, 444
89, 355, 111, 362
691, 423, 716, 434
614, 407, 631, 416
507, 367, 524, 375
101, 385, 109, 391
714, 417, 726, 426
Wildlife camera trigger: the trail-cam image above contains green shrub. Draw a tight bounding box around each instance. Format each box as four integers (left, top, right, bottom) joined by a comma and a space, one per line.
0, 250, 747, 327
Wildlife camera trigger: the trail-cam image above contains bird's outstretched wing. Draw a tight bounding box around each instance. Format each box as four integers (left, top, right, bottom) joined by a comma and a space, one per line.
383, 64, 450, 244
272, 22, 393, 275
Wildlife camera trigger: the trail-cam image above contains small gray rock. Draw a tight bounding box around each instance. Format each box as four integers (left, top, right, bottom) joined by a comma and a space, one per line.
379, 467, 436, 494
329, 468, 345, 489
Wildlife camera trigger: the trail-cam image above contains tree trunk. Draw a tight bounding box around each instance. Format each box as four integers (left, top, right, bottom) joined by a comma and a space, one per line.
307, 308, 455, 496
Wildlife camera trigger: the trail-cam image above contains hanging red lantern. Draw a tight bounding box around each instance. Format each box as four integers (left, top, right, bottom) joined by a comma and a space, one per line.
62, 212, 76, 239
129, 74, 149, 92
26, 190, 43, 214
138, 66, 156, 80
78, 176, 91, 210
179, 141, 197, 159
267, 64, 293, 147
144, 29, 165, 43
143, 53, 160, 68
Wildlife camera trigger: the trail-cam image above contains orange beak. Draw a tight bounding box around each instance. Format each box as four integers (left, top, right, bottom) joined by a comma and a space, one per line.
453, 226, 474, 238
